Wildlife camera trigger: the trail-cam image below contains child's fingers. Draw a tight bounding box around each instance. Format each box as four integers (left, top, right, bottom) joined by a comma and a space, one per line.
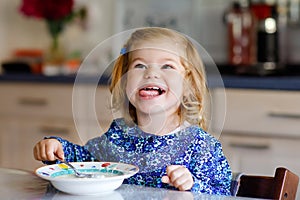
162, 166, 181, 186
166, 165, 184, 181
165, 165, 193, 191
33, 139, 63, 161
45, 143, 57, 161
55, 146, 64, 161
161, 175, 170, 184
34, 141, 47, 161
172, 175, 193, 191
166, 165, 182, 173
33, 144, 41, 161
46, 140, 64, 161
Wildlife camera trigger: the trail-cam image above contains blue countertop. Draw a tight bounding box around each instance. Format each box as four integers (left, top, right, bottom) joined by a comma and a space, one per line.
0, 74, 299, 91
220, 75, 300, 91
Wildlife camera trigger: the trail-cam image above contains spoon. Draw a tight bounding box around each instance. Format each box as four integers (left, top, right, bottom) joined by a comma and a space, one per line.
60, 160, 104, 178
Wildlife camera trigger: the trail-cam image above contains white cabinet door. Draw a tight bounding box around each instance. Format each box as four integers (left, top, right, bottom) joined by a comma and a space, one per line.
0, 117, 81, 171
0, 83, 111, 171
225, 135, 300, 175
0, 83, 114, 171
220, 134, 300, 198
0, 117, 13, 168
213, 89, 300, 137
0, 83, 74, 119
213, 88, 300, 197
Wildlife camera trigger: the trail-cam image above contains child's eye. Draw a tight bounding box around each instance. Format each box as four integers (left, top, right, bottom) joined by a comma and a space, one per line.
134, 64, 147, 69
161, 64, 175, 69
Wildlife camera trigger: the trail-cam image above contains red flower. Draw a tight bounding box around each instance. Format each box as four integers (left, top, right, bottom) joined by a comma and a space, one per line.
19, 0, 74, 21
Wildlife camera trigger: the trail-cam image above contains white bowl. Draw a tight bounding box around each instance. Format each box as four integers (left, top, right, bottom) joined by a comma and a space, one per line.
35, 162, 139, 195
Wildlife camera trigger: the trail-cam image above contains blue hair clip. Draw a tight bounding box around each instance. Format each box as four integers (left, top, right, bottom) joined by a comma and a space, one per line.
120, 47, 127, 55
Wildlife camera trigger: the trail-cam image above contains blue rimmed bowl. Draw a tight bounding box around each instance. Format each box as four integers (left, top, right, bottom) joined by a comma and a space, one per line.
35, 162, 139, 195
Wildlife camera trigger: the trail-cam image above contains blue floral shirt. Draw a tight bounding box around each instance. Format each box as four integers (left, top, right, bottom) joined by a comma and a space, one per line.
47, 118, 232, 195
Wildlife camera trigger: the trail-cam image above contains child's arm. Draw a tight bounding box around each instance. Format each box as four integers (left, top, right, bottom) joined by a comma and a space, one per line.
189, 138, 232, 195
33, 136, 96, 164
50, 136, 96, 162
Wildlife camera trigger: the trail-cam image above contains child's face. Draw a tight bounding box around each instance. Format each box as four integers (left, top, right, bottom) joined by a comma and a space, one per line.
126, 48, 185, 116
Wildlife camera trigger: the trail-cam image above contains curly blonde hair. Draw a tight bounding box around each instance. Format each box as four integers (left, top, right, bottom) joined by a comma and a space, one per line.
109, 27, 209, 131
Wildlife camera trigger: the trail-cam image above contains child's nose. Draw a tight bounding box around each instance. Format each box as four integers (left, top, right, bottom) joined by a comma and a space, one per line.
144, 66, 160, 79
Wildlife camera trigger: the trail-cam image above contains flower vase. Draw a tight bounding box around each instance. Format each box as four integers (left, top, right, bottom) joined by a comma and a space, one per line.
47, 35, 65, 65
44, 35, 65, 75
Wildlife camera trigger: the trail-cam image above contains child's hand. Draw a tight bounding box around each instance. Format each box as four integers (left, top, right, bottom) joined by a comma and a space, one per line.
33, 139, 64, 161
161, 165, 194, 191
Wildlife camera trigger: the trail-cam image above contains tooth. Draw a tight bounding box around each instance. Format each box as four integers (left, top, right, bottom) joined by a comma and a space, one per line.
144, 86, 160, 90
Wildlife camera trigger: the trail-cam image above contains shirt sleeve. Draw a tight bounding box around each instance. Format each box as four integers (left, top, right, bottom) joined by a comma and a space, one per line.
189, 136, 232, 195
43, 136, 97, 164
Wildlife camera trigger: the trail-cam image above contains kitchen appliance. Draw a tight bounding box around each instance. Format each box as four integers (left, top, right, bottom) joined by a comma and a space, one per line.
250, 3, 284, 75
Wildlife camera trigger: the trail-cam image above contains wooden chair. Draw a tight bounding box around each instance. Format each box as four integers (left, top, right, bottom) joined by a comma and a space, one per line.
236, 167, 299, 200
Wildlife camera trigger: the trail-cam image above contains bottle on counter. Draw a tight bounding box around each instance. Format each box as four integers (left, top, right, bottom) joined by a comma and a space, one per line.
225, 0, 257, 66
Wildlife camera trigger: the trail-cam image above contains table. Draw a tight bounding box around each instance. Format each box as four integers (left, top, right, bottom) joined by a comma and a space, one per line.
0, 167, 260, 200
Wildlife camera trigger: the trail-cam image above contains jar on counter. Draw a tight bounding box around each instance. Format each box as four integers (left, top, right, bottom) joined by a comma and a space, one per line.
225, 0, 257, 66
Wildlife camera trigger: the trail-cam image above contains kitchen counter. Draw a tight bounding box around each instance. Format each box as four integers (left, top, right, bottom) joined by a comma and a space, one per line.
0, 73, 299, 91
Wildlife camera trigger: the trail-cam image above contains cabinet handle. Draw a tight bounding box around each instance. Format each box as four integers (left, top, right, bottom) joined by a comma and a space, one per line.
229, 142, 270, 150
268, 111, 300, 119
39, 126, 70, 135
18, 97, 47, 106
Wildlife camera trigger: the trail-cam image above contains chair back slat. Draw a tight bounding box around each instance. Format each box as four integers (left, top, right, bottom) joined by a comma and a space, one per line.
274, 168, 299, 200
237, 176, 274, 198
237, 167, 299, 200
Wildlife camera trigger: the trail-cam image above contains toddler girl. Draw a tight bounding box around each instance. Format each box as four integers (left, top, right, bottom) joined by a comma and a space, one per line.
34, 27, 232, 195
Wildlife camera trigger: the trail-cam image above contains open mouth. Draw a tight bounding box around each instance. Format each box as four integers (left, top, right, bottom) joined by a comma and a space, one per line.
139, 86, 166, 98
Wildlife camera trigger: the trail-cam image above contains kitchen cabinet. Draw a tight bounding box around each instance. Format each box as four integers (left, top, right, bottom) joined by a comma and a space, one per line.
0, 82, 112, 171
213, 88, 300, 196
0, 117, 78, 171
219, 135, 300, 176
213, 88, 300, 137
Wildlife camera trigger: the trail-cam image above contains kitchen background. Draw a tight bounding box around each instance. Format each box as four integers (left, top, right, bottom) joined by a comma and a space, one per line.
0, 0, 300, 197
2, 0, 300, 71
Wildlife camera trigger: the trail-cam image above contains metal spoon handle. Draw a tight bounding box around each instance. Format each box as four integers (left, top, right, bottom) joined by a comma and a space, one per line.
58, 160, 104, 178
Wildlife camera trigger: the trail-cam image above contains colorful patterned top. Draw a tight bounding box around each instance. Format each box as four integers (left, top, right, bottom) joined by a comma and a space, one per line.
47, 118, 232, 195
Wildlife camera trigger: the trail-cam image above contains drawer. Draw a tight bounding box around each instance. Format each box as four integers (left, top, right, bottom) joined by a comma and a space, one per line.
0, 83, 73, 119
220, 135, 300, 176
214, 89, 300, 137
0, 83, 113, 123
0, 117, 82, 171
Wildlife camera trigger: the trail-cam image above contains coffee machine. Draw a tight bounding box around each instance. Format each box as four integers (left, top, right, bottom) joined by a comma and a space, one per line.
251, 2, 284, 75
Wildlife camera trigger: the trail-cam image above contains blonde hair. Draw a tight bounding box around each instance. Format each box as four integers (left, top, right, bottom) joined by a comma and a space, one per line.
109, 27, 209, 131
